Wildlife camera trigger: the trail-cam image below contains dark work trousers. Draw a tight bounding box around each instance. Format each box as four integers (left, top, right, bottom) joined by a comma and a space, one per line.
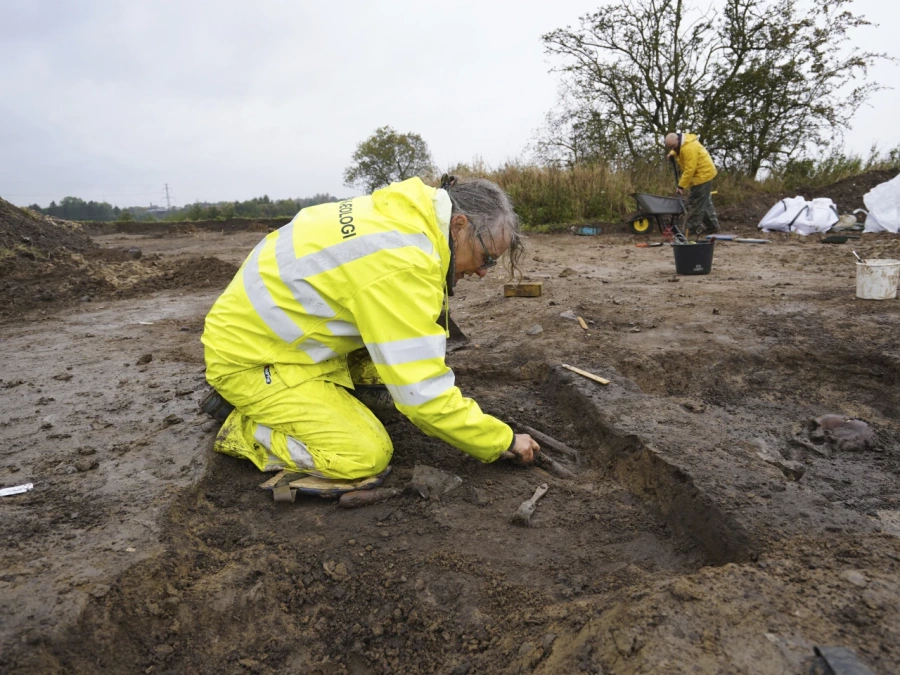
684, 180, 720, 236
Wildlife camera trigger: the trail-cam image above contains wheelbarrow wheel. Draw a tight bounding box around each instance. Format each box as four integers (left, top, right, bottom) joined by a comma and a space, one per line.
629, 216, 653, 235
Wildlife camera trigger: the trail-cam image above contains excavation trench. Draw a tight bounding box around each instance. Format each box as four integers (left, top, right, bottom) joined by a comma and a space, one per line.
24, 367, 749, 674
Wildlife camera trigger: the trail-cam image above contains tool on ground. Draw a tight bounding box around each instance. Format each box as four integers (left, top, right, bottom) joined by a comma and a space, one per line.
0, 483, 33, 497
734, 238, 770, 244
561, 363, 610, 385
852, 250, 863, 263
577, 316, 589, 330
446, 314, 470, 352
511, 483, 549, 526
635, 242, 664, 248
338, 487, 401, 509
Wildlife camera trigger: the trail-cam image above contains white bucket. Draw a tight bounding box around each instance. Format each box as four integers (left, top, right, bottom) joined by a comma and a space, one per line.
856, 259, 900, 300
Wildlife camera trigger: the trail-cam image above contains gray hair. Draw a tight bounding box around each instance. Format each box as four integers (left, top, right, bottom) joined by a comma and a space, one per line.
444, 176, 524, 279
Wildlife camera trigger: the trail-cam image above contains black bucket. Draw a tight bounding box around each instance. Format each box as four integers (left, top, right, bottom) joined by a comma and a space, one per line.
672, 240, 715, 275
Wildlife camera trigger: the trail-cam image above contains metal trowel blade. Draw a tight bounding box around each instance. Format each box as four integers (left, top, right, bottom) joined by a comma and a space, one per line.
447, 315, 471, 352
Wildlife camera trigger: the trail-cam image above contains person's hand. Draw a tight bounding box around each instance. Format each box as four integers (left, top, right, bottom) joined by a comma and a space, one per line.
675, 187, 684, 197
505, 434, 540, 465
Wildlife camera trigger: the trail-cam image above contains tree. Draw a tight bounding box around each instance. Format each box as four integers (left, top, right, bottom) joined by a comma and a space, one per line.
344, 126, 436, 193
186, 203, 204, 221
533, 87, 635, 167
541, 0, 885, 175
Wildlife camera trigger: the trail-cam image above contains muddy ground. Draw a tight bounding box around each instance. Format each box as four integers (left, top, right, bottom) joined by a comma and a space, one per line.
1, 217, 899, 673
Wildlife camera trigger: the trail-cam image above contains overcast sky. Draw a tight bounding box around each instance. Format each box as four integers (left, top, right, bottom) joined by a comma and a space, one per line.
2, 0, 898, 208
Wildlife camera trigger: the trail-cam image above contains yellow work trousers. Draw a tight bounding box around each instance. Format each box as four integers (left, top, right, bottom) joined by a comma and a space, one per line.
211, 353, 392, 480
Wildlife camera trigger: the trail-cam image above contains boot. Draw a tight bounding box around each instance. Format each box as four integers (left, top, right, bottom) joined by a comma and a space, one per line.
199, 389, 235, 422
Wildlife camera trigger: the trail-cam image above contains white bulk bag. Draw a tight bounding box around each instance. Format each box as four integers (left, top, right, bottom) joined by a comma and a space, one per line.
758, 196, 809, 233
793, 198, 838, 236
863, 173, 900, 234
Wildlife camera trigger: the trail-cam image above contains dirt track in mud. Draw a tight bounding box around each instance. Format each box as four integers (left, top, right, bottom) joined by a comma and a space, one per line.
2, 224, 899, 674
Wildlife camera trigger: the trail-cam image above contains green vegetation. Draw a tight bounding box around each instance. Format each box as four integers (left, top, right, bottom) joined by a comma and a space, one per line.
443, 161, 768, 228
443, 146, 900, 230
539, 0, 886, 177
29, 193, 339, 223
344, 126, 436, 193
781, 146, 900, 191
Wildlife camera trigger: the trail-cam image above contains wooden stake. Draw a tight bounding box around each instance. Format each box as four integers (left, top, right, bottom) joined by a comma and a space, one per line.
561, 363, 610, 385
576, 316, 589, 330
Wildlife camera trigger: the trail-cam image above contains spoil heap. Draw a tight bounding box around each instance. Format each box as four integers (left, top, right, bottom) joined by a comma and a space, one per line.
0, 197, 237, 319
0, 197, 95, 254
0, 197, 118, 318
719, 169, 900, 224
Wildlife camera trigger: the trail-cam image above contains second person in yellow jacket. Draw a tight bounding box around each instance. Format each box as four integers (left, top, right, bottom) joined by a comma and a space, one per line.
665, 132, 720, 237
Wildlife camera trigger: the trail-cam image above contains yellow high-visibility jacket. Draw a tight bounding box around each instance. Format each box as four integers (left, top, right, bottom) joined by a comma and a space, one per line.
669, 134, 718, 189
202, 177, 513, 462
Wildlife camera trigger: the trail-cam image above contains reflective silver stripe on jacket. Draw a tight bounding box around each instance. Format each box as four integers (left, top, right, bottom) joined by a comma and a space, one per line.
284, 231, 434, 281
386, 370, 455, 407
287, 436, 316, 469
301, 337, 338, 363
367, 334, 446, 366
246, 230, 432, 350
327, 320, 361, 337
243, 242, 304, 344
255, 423, 315, 470
253, 423, 273, 449
276, 224, 336, 319
254, 424, 285, 469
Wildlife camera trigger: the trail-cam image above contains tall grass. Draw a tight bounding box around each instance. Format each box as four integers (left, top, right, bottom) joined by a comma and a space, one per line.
444, 145, 899, 230
446, 160, 775, 229
781, 145, 900, 191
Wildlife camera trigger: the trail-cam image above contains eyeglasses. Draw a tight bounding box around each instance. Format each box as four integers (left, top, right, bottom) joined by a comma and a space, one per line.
476, 232, 498, 270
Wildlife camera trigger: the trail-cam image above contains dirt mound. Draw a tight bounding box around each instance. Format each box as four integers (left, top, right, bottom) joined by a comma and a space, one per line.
0, 197, 239, 319
0, 197, 96, 255
719, 169, 900, 225
0, 247, 237, 321
717, 193, 782, 225
121, 256, 238, 296
0, 197, 121, 319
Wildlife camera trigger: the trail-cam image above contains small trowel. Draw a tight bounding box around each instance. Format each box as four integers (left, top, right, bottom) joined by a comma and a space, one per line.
446, 313, 471, 353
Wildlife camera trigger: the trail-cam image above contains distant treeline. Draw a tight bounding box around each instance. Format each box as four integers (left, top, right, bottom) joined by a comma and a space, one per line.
29, 194, 340, 222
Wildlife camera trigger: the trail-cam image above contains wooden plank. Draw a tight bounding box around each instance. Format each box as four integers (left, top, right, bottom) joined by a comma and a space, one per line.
503, 282, 543, 298
577, 316, 589, 330
561, 363, 611, 386
258, 470, 304, 490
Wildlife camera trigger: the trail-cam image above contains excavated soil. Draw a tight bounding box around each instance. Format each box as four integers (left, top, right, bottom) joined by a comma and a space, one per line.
2, 186, 900, 673
0, 198, 240, 319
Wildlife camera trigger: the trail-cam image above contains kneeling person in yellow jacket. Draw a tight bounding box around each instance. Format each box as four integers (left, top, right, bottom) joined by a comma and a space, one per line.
201, 176, 540, 480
